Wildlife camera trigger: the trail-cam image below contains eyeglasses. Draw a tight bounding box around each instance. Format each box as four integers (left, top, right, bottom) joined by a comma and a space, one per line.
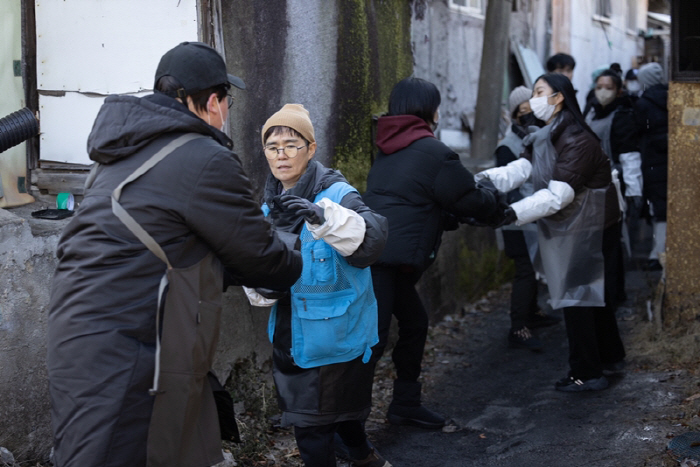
263, 144, 308, 159
226, 94, 234, 109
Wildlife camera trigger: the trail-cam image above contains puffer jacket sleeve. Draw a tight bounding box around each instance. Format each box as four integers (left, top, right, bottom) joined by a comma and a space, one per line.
610, 107, 639, 161
551, 129, 606, 192
184, 149, 302, 289
337, 192, 388, 269
433, 156, 500, 222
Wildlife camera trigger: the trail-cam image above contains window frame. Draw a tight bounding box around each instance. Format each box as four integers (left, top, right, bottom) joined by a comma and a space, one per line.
449, 0, 486, 18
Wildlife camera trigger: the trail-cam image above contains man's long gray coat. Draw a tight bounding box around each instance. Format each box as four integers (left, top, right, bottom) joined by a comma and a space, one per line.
47, 93, 301, 467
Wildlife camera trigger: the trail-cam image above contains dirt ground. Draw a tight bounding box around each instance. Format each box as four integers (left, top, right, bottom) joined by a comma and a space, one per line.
225, 257, 700, 467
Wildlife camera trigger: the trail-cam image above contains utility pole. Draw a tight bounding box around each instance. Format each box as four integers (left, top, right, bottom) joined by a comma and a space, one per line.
471, 0, 512, 163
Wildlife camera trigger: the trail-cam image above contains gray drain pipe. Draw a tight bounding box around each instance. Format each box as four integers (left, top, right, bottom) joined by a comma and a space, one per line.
0, 107, 39, 154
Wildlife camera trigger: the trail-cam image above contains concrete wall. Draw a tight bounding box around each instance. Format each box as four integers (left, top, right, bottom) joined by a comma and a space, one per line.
0, 208, 59, 460
412, 1, 486, 138
568, 0, 645, 109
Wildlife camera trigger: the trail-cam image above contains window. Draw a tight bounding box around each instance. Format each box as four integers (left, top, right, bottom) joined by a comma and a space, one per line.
594, 0, 611, 19
450, 0, 486, 17
672, 0, 700, 80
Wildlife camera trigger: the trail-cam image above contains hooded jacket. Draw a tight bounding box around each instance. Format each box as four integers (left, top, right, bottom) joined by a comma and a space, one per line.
47, 92, 301, 467
363, 115, 499, 271
634, 84, 668, 218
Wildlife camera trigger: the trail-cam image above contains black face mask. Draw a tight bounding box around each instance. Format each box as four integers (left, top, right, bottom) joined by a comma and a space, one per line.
518, 112, 544, 128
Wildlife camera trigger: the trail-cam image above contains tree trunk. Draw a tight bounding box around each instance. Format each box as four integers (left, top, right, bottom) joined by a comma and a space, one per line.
471, 0, 512, 163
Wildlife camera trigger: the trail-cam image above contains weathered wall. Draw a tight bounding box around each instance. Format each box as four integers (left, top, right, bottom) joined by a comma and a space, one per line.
0, 208, 58, 460
412, 1, 485, 137
664, 81, 700, 325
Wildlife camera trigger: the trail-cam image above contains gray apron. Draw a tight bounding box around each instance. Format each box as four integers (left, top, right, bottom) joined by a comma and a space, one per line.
525, 125, 606, 309
110, 134, 225, 467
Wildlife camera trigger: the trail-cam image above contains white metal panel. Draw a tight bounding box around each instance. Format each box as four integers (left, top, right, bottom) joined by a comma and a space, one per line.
36, 0, 198, 94
39, 92, 148, 165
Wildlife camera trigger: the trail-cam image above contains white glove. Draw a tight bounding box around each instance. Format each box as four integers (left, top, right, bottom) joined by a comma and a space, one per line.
242, 286, 278, 307
306, 198, 366, 257
619, 152, 643, 197
474, 158, 532, 193
510, 180, 575, 225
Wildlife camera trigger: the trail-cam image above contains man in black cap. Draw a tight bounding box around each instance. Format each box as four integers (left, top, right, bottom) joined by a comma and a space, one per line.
47, 42, 302, 467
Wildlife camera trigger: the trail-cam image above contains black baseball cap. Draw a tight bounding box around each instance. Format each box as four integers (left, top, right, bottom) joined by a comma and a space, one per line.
154, 41, 246, 96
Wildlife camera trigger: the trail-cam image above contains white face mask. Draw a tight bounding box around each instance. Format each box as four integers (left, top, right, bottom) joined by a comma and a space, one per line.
595, 88, 617, 107
207, 99, 228, 132
626, 81, 641, 94
529, 93, 558, 123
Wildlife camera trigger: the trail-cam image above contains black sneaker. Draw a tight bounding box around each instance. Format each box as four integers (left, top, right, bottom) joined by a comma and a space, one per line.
555, 375, 609, 392
387, 404, 445, 430
526, 310, 562, 328
350, 448, 392, 467
508, 327, 543, 351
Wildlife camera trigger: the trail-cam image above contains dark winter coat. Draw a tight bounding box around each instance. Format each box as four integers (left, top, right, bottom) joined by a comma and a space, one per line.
263, 160, 388, 427
586, 95, 639, 165
363, 115, 500, 271
47, 92, 302, 467
522, 109, 620, 228
634, 84, 668, 219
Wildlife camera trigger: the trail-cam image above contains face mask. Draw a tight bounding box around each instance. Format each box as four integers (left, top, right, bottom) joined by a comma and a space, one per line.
626, 81, 641, 94
529, 93, 558, 123
518, 112, 541, 128
595, 88, 617, 107
207, 99, 228, 132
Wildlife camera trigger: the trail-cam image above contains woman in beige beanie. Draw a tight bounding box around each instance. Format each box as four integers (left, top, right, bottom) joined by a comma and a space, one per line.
244, 104, 391, 466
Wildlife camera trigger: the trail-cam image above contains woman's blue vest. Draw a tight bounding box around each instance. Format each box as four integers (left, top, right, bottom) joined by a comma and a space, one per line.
263, 182, 379, 369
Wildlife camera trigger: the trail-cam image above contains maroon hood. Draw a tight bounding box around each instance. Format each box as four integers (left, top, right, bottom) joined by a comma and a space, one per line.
376, 115, 435, 154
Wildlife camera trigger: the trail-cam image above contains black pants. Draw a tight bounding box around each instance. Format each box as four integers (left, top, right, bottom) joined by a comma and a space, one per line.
562, 222, 626, 380
294, 420, 368, 467
370, 265, 428, 383
503, 230, 539, 329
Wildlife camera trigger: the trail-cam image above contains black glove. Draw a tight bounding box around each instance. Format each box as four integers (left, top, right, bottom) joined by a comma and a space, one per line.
492, 207, 517, 228
254, 287, 288, 300
279, 194, 326, 225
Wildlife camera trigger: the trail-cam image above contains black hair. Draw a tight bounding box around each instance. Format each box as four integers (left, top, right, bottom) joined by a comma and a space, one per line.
596, 69, 623, 91
155, 75, 228, 113
624, 69, 638, 81
546, 53, 576, 72
263, 125, 309, 146
387, 77, 441, 126
535, 72, 598, 139
609, 63, 622, 76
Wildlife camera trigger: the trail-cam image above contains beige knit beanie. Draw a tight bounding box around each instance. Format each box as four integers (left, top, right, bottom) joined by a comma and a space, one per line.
261, 104, 316, 146
509, 86, 532, 116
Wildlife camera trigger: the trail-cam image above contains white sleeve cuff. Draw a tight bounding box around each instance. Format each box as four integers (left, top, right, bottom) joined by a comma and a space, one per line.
619, 151, 643, 197
474, 158, 532, 193
242, 286, 278, 307
306, 198, 366, 257
510, 180, 575, 225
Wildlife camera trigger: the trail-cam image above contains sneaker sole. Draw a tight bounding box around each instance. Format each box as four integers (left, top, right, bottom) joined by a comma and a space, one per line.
386, 413, 445, 430
555, 378, 609, 392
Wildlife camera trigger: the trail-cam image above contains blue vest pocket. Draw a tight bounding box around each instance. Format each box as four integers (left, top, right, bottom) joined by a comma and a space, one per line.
291, 291, 355, 365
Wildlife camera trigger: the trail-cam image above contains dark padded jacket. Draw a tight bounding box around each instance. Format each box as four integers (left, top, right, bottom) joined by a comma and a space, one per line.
522, 109, 620, 228
363, 115, 500, 271
634, 84, 668, 219
47, 92, 302, 467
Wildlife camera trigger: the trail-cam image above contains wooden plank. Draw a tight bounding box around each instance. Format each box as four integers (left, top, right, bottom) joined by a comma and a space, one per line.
33, 169, 88, 196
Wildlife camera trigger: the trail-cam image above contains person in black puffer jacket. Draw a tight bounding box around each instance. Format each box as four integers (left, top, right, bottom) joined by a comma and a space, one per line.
634, 62, 668, 271
363, 77, 504, 430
